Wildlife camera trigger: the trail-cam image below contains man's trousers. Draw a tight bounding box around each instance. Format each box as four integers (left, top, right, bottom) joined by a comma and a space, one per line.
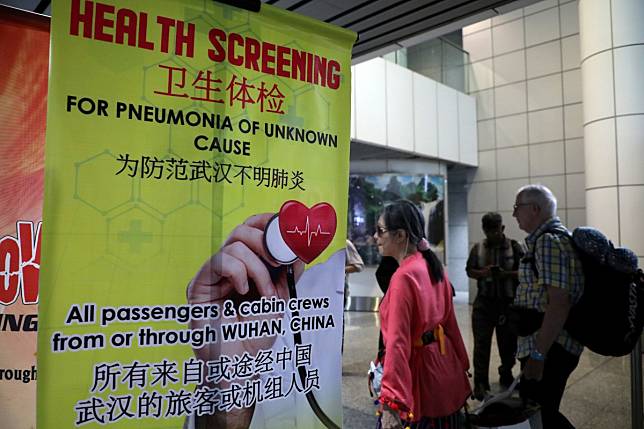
520, 342, 580, 429
472, 295, 517, 386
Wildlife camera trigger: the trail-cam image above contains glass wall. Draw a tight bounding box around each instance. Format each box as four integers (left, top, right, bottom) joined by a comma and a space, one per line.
383, 31, 470, 93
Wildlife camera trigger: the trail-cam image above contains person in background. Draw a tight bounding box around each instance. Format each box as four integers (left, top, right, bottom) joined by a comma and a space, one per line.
466, 212, 524, 400
512, 184, 584, 429
373, 200, 470, 429
345, 238, 365, 309
375, 255, 399, 360
343, 239, 364, 352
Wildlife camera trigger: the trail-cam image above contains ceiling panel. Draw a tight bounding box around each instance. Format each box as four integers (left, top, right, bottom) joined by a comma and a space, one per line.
283, 1, 348, 21
329, 0, 429, 28
352, 0, 512, 56
1, 0, 539, 62
260, 0, 537, 61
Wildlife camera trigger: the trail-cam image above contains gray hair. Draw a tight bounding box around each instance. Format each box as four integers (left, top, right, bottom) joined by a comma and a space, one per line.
516, 184, 557, 217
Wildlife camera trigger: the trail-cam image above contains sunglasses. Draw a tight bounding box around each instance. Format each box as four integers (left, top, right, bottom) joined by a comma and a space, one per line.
375, 225, 388, 236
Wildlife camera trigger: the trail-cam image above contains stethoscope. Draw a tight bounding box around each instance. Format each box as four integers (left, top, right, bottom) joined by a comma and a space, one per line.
263, 211, 341, 429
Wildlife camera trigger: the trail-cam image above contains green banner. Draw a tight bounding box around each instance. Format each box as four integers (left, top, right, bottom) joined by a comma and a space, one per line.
38, 1, 355, 427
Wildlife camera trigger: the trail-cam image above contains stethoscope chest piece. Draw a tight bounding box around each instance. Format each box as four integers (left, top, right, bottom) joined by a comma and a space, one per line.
264, 214, 298, 265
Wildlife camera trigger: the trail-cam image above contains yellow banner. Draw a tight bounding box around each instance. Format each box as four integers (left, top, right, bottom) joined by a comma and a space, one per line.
38, 1, 355, 427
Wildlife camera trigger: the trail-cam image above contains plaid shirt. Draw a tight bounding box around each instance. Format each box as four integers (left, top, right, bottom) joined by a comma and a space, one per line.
514, 217, 585, 358
466, 237, 524, 299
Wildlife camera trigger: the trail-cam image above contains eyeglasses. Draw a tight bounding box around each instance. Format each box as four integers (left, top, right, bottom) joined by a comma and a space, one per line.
375, 225, 388, 236
513, 202, 533, 211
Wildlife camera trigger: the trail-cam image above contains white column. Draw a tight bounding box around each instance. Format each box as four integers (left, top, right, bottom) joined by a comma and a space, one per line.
579, 0, 644, 265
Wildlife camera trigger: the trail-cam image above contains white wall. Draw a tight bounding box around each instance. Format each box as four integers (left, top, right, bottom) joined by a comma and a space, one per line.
352, 58, 478, 167
579, 0, 644, 268
462, 0, 585, 299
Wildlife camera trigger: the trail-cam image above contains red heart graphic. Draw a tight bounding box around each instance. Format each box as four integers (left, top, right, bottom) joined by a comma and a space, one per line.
278, 200, 337, 264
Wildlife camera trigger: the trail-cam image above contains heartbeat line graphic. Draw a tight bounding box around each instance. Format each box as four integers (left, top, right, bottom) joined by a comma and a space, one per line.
286, 216, 331, 247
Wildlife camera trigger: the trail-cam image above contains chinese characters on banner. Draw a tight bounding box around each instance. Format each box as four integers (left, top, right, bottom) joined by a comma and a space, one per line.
75, 344, 319, 425
155, 66, 287, 114
38, 1, 355, 428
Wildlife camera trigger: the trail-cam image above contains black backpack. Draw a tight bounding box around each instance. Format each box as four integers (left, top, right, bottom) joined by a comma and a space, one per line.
527, 227, 644, 357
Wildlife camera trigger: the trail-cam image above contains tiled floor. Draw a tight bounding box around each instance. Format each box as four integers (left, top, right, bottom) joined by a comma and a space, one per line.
341, 294, 636, 428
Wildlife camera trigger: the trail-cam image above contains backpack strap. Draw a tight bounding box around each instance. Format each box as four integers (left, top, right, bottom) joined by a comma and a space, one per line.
502, 237, 514, 268
510, 240, 525, 264
522, 227, 571, 279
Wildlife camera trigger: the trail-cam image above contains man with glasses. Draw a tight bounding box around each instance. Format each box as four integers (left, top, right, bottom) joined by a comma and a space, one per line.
512, 184, 584, 429
466, 212, 524, 400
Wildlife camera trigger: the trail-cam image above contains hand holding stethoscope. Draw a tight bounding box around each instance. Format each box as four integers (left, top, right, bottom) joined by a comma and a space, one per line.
187, 213, 304, 360
187, 203, 340, 429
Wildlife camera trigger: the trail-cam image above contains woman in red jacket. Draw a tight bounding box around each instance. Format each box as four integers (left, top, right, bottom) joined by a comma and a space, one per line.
374, 200, 471, 429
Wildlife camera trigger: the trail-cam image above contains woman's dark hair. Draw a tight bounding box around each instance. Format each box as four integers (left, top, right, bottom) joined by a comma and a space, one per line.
381, 199, 444, 283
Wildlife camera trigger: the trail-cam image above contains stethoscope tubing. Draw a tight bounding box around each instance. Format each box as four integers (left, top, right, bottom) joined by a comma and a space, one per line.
286, 264, 340, 429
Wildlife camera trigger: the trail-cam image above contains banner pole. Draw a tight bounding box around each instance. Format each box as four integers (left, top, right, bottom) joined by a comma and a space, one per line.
631, 337, 643, 429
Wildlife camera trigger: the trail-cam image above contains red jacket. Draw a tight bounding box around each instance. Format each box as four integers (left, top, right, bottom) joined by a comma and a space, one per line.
379, 252, 471, 419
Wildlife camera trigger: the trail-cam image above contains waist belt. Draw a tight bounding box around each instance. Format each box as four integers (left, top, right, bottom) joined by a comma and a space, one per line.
413, 324, 446, 355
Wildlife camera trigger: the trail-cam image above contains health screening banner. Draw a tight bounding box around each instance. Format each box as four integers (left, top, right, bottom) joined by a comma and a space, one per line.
38, 1, 355, 428
0, 7, 48, 429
